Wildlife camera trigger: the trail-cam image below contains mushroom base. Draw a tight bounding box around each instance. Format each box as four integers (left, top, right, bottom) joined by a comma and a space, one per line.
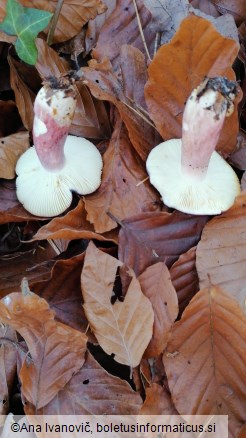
146, 139, 240, 215
16, 135, 103, 217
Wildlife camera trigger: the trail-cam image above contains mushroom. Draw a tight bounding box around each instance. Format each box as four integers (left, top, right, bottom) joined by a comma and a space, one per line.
16, 77, 103, 217
146, 77, 241, 215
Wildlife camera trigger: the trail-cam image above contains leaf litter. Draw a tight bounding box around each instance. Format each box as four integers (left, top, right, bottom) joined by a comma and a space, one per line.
0, 1, 245, 436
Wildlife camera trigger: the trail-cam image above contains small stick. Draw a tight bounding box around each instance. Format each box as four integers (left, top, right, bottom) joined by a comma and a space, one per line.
132, 0, 151, 62
136, 176, 149, 186
47, 0, 64, 45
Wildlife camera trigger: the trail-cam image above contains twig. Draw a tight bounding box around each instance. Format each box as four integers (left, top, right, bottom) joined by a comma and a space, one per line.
122, 100, 157, 129
136, 176, 149, 187
47, 0, 64, 45
132, 0, 151, 62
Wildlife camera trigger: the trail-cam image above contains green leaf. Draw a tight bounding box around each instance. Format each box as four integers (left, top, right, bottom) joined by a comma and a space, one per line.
0, 0, 53, 65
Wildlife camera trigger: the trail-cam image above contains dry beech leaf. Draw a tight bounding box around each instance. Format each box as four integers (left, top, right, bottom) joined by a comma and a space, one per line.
81, 242, 154, 368
140, 383, 178, 415
190, 0, 220, 16
0, 242, 56, 297
228, 131, 246, 170
241, 172, 246, 191
119, 211, 209, 278
163, 285, 246, 437
143, 0, 189, 43
189, 6, 239, 42
145, 15, 240, 156
84, 117, 160, 233
18, 0, 107, 43
0, 288, 87, 409
35, 38, 110, 139
31, 199, 118, 244
92, 0, 156, 70
0, 326, 17, 415
26, 352, 142, 415
0, 30, 16, 43
212, 0, 246, 24
138, 262, 178, 357
8, 55, 35, 131
170, 246, 200, 315
85, 0, 117, 55
82, 49, 162, 161
196, 192, 246, 310
0, 132, 29, 179
32, 252, 88, 332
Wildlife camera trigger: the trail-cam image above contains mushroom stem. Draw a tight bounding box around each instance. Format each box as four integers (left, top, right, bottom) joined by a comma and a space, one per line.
181, 77, 237, 181
33, 78, 77, 172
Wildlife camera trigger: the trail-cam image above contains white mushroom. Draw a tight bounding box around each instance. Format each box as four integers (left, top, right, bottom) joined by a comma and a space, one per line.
146, 77, 241, 215
16, 77, 103, 217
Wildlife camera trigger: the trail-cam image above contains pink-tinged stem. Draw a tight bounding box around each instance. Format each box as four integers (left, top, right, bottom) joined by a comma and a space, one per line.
181, 89, 227, 180
33, 84, 77, 171
181, 77, 238, 181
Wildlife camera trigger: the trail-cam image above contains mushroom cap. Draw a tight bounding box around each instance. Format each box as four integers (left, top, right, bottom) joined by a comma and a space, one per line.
16, 135, 103, 217
146, 139, 240, 215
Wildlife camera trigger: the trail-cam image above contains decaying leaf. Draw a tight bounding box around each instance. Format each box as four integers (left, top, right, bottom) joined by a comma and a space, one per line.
196, 192, 246, 310
92, 0, 156, 70
20, 0, 107, 43
138, 262, 178, 357
31, 199, 118, 244
32, 252, 87, 332
81, 242, 154, 368
8, 55, 35, 131
163, 285, 246, 437
85, 0, 117, 54
140, 383, 178, 415
170, 246, 200, 315
0, 286, 87, 409
0, 326, 17, 415
84, 117, 160, 233
26, 352, 143, 415
0, 132, 29, 179
119, 210, 208, 277
145, 15, 240, 156
82, 48, 161, 161
212, 0, 246, 24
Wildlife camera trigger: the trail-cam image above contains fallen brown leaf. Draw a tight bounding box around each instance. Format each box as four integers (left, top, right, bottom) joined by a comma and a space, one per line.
0, 326, 17, 415
81, 242, 154, 368
85, 0, 117, 55
145, 15, 240, 156
196, 191, 246, 309
32, 252, 88, 332
140, 383, 178, 414
8, 55, 35, 132
82, 49, 162, 161
31, 199, 118, 244
170, 246, 199, 315
0, 242, 57, 297
84, 116, 160, 233
19, 0, 107, 43
212, 0, 246, 24
138, 262, 178, 357
0, 285, 87, 409
119, 210, 209, 277
0, 132, 29, 179
25, 352, 143, 415
163, 285, 246, 437
92, 0, 156, 70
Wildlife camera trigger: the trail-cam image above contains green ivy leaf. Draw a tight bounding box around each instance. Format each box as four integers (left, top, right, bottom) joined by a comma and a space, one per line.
0, 0, 53, 65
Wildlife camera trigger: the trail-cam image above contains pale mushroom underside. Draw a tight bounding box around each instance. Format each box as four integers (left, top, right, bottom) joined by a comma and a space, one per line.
146, 139, 240, 215
16, 135, 103, 217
